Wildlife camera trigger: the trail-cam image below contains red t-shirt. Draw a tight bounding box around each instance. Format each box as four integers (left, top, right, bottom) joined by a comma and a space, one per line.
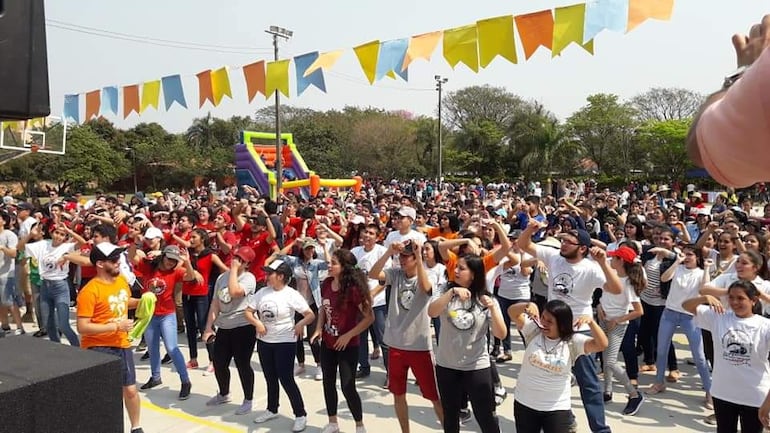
196, 222, 216, 232
240, 227, 275, 282
211, 230, 239, 266
182, 250, 213, 296
289, 217, 318, 238
136, 261, 186, 316
79, 243, 97, 279
320, 277, 364, 350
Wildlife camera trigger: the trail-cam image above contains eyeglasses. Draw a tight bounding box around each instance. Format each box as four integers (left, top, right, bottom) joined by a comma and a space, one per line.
560, 239, 580, 246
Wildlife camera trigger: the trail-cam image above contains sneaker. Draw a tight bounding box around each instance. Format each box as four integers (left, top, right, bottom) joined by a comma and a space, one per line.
203, 364, 215, 376
623, 393, 645, 416
186, 360, 199, 369
355, 426, 367, 433
494, 384, 507, 406
459, 408, 472, 425
140, 352, 150, 361
314, 365, 323, 381
1, 325, 9, 331
355, 369, 370, 379
130, 428, 145, 433
381, 376, 389, 389
568, 419, 578, 433
235, 399, 253, 415
704, 413, 717, 425
321, 423, 340, 433
206, 393, 232, 406
161, 354, 173, 364
140, 377, 162, 390
33, 330, 46, 338
603, 392, 613, 402
495, 352, 513, 363
253, 410, 278, 424
135, 341, 147, 352
178, 382, 191, 400
292, 416, 307, 432
13, 328, 25, 336
294, 365, 306, 376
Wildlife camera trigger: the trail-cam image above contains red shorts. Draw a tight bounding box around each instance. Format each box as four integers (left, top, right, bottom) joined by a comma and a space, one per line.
387, 347, 439, 401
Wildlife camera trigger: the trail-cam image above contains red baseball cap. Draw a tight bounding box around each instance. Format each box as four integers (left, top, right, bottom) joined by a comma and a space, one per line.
608, 246, 637, 264
234, 246, 256, 263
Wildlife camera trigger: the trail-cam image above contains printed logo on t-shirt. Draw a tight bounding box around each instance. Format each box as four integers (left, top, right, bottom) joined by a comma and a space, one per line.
217, 285, 232, 304
108, 289, 129, 319
552, 273, 575, 299
398, 281, 417, 310
146, 277, 167, 296
259, 300, 278, 323
721, 329, 753, 366
529, 342, 568, 374
321, 298, 339, 336
447, 297, 477, 331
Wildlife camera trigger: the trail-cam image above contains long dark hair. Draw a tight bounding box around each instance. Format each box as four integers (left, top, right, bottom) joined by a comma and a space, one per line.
332, 249, 372, 310
545, 299, 575, 341
619, 241, 646, 295
424, 240, 443, 265
447, 253, 489, 300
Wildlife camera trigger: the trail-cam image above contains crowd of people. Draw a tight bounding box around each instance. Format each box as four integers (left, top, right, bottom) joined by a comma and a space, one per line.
3, 175, 770, 433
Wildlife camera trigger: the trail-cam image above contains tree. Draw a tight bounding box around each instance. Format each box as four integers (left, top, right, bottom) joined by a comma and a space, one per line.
638, 119, 694, 180
348, 112, 426, 178
185, 113, 216, 148
566, 94, 640, 175
443, 85, 525, 130
630, 87, 704, 122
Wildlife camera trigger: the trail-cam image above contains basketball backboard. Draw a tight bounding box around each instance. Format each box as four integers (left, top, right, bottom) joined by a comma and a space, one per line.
0, 115, 67, 155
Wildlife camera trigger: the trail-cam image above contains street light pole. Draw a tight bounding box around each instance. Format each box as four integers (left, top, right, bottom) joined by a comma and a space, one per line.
125, 147, 137, 193
265, 25, 293, 197
434, 75, 448, 187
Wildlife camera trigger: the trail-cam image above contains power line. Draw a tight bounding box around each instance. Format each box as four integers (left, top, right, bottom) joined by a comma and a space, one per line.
46, 20, 272, 54
327, 71, 434, 92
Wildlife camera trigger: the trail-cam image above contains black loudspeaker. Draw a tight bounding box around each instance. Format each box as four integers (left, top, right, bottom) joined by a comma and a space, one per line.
0, 0, 51, 120
0, 338, 124, 433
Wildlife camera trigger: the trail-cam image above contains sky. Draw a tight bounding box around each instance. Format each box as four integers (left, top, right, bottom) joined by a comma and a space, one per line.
43, 0, 767, 133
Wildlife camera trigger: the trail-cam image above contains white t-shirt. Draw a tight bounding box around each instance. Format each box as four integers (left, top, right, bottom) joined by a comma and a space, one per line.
247, 285, 310, 344
425, 263, 447, 298
694, 306, 770, 407
383, 229, 426, 269
25, 240, 75, 281
0, 230, 18, 277
515, 318, 589, 411
710, 273, 770, 312
18, 216, 37, 240
664, 266, 705, 315
495, 254, 533, 301
536, 246, 606, 330
351, 243, 390, 307
600, 276, 640, 322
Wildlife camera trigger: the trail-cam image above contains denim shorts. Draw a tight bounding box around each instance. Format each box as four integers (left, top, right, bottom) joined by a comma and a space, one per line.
88, 346, 137, 386
0, 276, 22, 307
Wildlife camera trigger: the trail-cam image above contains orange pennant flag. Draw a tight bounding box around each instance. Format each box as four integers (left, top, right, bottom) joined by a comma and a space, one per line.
628, 0, 674, 31
197, 70, 215, 108
123, 85, 140, 119
243, 61, 266, 102
402, 31, 442, 70
85, 90, 101, 121
515, 10, 554, 60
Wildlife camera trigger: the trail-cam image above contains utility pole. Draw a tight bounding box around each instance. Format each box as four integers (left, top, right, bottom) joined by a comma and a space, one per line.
265, 25, 293, 196
434, 75, 448, 187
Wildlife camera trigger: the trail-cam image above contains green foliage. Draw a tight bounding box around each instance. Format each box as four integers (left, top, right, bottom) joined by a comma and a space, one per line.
637, 118, 694, 180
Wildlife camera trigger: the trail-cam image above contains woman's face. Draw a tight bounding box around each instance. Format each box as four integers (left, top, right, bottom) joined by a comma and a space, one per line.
198, 208, 210, 221
423, 244, 436, 262
453, 258, 474, 288
657, 232, 674, 249
440, 216, 449, 229
744, 235, 760, 252
302, 245, 315, 259
190, 232, 203, 248
329, 256, 342, 279
540, 310, 560, 339
718, 233, 735, 252
736, 254, 759, 279
682, 250, 698, 268
267, 271, 284, 287
728, 287, 756, 318
624, 224, 637, 238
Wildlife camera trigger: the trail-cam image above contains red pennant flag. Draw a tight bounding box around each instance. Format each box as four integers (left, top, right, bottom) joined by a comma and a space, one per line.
85, 90, 101, 121
243, 61, 266, 102
515, 10, 555, 60
123, 85, 140, 119
197, 70, 215, 108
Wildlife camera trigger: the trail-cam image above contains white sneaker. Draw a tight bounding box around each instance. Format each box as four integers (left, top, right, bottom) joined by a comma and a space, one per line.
321, 423, 340, 433
355, 426, 367, 433
314, 365, 323, 381
294, 365, 306, 376
292, 416, 307, 432
202, 364, 215, 376
253, 410, 278, 424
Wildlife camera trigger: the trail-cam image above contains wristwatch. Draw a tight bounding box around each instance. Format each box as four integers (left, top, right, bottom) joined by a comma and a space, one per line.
723, 66, 749, 89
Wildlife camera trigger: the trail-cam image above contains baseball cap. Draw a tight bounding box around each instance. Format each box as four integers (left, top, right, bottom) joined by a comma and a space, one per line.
17, 202, 33, 211
162, 245, 182, 261
263, 259, 293, 279
400, 239, 418, 255
89, 243, 125, 265
217, 212, 232, 225
144, 227, 163, 240
301, 238, 319, 249
233, 246, 256, 263
607, 246, 638, 264
350, 215, 365, 225
572, 229, 593, 248
397, 207, 417, 220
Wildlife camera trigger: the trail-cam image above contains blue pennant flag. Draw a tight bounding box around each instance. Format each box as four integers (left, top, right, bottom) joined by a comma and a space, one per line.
161, 75, 187, 110
294, 52, 327, 95
584, 0, 629, 42
63, 94, 80, 124
101, 86, 118, 115
376, 38, 409, 81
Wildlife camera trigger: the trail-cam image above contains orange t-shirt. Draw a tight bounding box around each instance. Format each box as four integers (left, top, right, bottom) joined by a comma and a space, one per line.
76, 275, 131, 349
425, 227, 459, 240
444, 250, 497, 281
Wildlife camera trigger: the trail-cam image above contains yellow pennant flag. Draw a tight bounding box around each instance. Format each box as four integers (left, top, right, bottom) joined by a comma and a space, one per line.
402, 31, 442, 70
553, 4, 594, 57
211, 67, 232, 106
477, 16, 517, 68
140, 80, 161, 113
353, 40, 380, 84
304, 50, 344, 77
443, 25, 479, 72
265, 60, 290, 98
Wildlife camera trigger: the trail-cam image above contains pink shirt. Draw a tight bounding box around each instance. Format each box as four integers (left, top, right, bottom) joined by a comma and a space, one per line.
697, 48, 770, 187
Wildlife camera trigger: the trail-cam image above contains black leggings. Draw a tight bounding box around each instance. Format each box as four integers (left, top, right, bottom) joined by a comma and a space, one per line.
639, 300, 677, 370
212, 325, 257, 400
713, 397, 763, 433
257, 341, 307, 417
436, 365, 499, 433
296, 304, 320, 365
320, 344, 363, 421
702, 329, 714, 368
514, 400, 572, 433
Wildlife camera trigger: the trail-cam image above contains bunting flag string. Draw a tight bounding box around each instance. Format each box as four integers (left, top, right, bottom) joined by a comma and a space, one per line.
62, 0, 675, 124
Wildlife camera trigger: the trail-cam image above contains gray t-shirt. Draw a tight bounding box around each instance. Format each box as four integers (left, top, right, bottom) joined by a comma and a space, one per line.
213, 271, 257, 329
383, 268, 435, 351
435, 289, 496, 371
0, 230, 18, 277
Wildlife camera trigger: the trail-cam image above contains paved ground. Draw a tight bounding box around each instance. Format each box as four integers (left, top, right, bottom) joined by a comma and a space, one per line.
8, 316, 719, 433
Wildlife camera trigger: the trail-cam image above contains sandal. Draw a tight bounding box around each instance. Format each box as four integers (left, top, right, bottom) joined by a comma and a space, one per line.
666, 370, 680, 383
648, 383, 666, 395
496, 352, 513, 363
640, 364, 657, 373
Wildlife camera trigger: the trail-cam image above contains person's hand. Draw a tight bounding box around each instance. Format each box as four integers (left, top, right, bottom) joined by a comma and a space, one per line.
254, 320, 267, 337
310, 331, 321, 345
389, 241, 404, 254
605, 318, 618, 332
147, 250, 161, 260
451, 287, 471, 301
573, 315, 594, 328
733, 15, 770, 67
294, 324, 305, 339
231, 256, 242, 270
334, 332, 354, 351
524, 303, 539, 319
115, 318, 134, 333
759, 396, 770, 427
479, 295, 497, 310
705, 295, 725, 314
589, 247, 606, 261
708, 221, 720, 232
202, 330, 215, 343
703, 258, 715, 269
597, 305, 607, 322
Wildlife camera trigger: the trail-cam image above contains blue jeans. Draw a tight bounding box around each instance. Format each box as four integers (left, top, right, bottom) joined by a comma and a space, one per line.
40, 279, 79, 346
572, 331, 611, 433
358, 304, 388, 373
655, 308, 711, 391
144, 314, 189, 383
